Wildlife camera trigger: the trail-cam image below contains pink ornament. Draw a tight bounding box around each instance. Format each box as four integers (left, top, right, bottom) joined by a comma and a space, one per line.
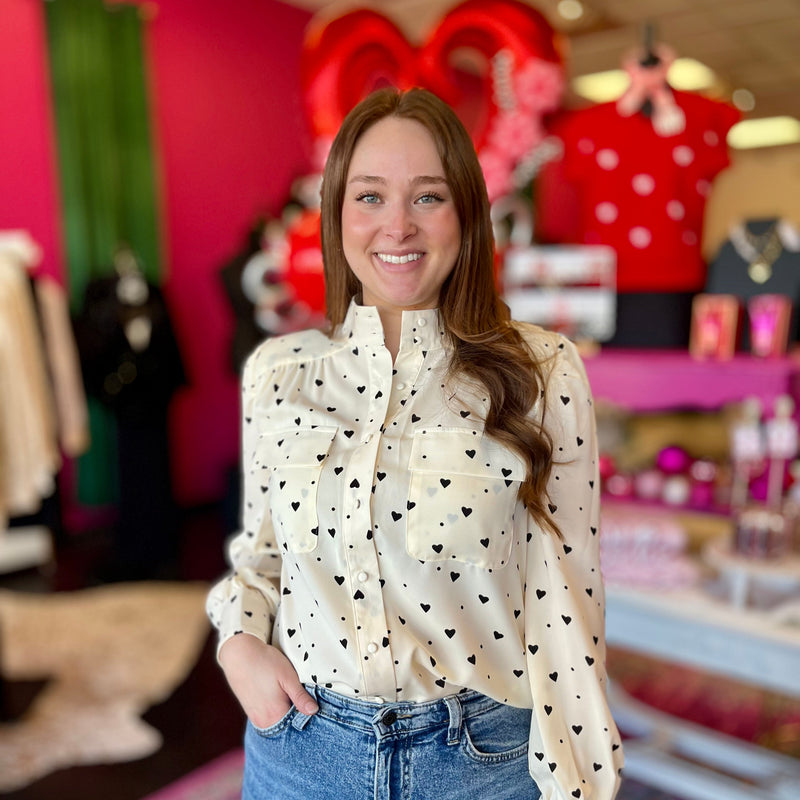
599, 454, 616, 481
656, 445, 692, 475
606, 472, 635, 498
634, 468, 665, 501
662, 474, 691, 506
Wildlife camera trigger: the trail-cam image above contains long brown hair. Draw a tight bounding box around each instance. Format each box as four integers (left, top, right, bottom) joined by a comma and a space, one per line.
320, 87, 558, 535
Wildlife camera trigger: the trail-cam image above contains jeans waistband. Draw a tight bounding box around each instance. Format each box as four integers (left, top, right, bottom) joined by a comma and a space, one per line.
302, 684, 504, 742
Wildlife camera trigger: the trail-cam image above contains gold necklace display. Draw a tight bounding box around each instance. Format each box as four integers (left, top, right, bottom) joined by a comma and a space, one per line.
729, 222, 784, 284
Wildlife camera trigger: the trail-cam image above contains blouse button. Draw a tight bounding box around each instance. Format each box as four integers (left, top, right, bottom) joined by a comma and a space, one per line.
367, 642, 378, 654
412, 337, 421, 344
357, 571, 368, 582
417, 318, 427, 327
396, 382, 406, 390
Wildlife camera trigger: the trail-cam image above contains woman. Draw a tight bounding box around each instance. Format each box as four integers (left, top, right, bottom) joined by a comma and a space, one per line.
207, 87, 623, 800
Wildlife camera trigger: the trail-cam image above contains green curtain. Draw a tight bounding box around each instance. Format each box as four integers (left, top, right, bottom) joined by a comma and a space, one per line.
45, 0, 161, 506
45, 0, 160, 303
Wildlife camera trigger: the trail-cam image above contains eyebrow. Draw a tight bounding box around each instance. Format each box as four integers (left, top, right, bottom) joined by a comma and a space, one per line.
347, 174, 448, 186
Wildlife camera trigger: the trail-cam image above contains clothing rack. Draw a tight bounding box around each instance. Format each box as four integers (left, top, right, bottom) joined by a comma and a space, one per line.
0, 231, 57, 574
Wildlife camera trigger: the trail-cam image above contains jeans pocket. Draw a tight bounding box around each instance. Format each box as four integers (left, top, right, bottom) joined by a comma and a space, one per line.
461, 702, 531, 764
248, 705, 296, 738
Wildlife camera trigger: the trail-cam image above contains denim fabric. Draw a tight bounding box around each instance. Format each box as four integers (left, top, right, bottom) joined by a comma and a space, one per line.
242, 686, 541, 800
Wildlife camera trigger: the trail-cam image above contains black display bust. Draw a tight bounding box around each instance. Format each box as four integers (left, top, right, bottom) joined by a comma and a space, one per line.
705, 218, 800, 349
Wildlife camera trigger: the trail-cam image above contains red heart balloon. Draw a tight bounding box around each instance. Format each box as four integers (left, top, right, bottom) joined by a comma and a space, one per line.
420, 0, 562, 153
301, 10, 417, 146
301, 0, 565, 199
301, 0, 564, 164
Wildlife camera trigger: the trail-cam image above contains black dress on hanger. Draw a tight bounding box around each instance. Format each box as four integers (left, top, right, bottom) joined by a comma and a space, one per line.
73, 259, 186, 579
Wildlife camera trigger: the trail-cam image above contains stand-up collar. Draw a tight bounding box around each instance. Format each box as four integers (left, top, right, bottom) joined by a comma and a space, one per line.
339, 300, 446, 353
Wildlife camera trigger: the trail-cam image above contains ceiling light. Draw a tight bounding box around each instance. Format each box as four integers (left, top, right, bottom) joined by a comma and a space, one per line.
732, 88, 756, 112
727, 116, 800, 149
572, 58, 717, 103
571, 69, 628, 103
557, 0, 584, 20
667, 58, 716, 91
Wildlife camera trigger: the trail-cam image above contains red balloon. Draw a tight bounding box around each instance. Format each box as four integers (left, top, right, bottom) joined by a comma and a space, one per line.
301, 0, 564, 152
301, 10, 416, 142
420, 0, 562, 151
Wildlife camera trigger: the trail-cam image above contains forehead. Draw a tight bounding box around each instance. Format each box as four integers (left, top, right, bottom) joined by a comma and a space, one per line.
347, 116, 444, 176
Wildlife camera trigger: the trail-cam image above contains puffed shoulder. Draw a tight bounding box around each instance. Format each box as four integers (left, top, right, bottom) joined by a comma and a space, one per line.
511, 323, 588, 384
511, 324, 594, 461
243, 327, 337, 373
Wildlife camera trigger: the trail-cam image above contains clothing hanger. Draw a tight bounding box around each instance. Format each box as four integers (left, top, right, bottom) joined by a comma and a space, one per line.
113, 244, 150, 307
638, 23, 659, 117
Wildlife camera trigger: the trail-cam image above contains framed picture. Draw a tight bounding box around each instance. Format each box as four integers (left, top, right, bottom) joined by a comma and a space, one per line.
689, 294, 740, 360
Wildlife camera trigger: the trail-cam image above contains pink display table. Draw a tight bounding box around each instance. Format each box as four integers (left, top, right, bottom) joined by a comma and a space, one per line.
583, 349, 800, 412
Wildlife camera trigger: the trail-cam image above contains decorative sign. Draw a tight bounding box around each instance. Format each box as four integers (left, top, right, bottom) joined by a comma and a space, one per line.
502, 245, 616, 341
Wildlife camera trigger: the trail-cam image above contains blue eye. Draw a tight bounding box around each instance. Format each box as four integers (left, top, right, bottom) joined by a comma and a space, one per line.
355, 192, 380, 204
417, 192, 445, 204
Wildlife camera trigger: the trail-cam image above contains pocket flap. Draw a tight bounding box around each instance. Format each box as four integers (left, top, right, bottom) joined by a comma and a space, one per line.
409, 428, 526, 481
255, 426, 337, 467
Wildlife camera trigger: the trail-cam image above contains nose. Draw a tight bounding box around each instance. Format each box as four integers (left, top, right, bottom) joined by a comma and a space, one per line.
384, 203, 416, 240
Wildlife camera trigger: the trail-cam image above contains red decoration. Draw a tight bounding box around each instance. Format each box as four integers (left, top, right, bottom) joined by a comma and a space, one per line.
542, 91, 740, 293
301, 10, 417, 164
301, 0, 565, 199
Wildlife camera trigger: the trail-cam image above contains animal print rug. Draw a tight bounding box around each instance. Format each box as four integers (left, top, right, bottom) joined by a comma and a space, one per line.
0, 581, 210, 792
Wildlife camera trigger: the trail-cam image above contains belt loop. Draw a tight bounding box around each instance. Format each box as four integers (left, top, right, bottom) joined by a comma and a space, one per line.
292, 709, 313, 731
444, 695, 462, 746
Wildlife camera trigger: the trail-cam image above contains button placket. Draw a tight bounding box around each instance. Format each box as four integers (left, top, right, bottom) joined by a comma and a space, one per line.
341, 378, 395, 699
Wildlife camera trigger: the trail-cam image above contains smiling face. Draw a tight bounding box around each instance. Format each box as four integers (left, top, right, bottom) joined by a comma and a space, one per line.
341, 116, 461, 319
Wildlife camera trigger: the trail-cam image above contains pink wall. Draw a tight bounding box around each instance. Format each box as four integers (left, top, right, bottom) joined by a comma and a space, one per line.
1, 0, 314, 509
147, 0, 314, 505
0, 0, 64, 282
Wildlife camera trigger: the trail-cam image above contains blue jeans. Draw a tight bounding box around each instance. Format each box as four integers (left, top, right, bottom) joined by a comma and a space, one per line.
242, 685, 541, 800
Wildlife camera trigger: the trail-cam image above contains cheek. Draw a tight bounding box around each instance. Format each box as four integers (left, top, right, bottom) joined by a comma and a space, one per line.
445, 216, 462, 256
341, 207, 372, 243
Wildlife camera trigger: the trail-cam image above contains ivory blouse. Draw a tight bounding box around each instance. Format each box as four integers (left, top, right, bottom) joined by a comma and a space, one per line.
206, 301, 624, 800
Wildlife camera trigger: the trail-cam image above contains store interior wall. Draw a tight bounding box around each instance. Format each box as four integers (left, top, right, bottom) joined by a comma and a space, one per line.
0, 0, 64, 286
1, 0, 314, 512
4, 0, 800, 516
703, 144, 800, 261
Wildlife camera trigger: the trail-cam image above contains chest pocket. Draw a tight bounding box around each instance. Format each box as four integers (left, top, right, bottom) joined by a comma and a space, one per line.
256, 426, 337, 554
406, 428, 526, 569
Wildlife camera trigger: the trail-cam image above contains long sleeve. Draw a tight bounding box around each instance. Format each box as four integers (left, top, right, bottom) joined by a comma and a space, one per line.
205, 351, 282, 655
524, 337, 623, 800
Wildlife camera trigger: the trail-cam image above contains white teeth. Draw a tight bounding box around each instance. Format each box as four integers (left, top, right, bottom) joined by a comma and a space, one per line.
376, 253, 422, 265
